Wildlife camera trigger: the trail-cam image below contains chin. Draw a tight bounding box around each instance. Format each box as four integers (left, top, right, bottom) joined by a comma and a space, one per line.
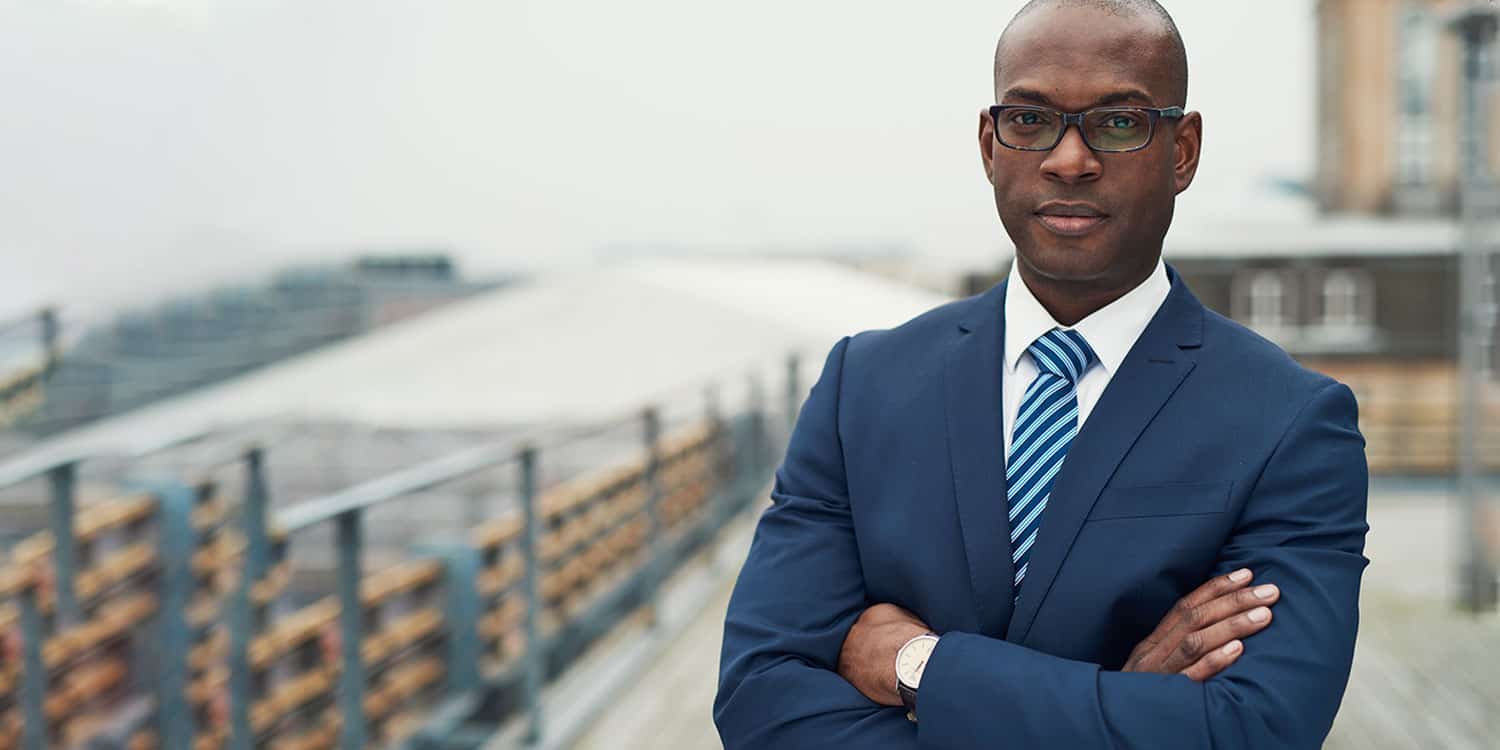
1015, 241, 1116, 284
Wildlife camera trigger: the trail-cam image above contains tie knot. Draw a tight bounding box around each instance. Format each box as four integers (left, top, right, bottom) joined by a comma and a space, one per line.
1027, 328, 1096, 383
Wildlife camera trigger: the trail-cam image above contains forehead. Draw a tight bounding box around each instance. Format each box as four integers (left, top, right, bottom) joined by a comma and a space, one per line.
996, 5, 1175, 108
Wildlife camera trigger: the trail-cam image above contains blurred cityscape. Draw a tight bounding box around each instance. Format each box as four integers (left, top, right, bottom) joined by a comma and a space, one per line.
1, 0, 1498, 748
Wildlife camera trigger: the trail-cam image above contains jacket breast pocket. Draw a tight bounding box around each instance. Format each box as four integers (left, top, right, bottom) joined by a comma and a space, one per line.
1087, 481, 1232, 520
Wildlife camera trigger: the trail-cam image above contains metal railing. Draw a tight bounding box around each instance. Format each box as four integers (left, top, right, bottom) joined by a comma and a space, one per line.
0, 354, 802, 750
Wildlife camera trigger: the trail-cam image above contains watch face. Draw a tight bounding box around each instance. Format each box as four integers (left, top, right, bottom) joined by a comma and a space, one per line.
896, 636, 938, 688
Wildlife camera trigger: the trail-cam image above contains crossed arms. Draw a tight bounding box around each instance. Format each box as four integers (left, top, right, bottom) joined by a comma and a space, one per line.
714, 337, 1369, 749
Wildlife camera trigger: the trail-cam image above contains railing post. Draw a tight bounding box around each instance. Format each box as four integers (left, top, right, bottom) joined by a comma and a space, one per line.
46, 461, 80, 625
417, 544, 482, 696
226, 573, 255, 750
151, 480, 198, 749
229, 447, 271, 750
242, 447, 271, 590
18, 579, 47, 750
748, 372, 767, 477
519, 444, 544, 747
703, 385, 727, 525
336, 508, 367, 750
703, 383, 739, 573
642, 406, 664, 625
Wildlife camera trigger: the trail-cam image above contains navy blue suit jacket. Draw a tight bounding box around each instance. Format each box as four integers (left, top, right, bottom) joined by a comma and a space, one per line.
714, 267, 1369, 749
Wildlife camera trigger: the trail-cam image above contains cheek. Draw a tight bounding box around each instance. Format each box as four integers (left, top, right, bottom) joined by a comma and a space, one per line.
989, 165, 1029, 211
1145, 152, 1181, 193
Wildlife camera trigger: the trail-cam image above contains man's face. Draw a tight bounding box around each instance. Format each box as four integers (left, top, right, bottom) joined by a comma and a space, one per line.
980, 5, 1202, 290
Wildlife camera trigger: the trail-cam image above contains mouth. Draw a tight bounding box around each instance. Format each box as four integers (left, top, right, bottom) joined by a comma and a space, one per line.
1034, 201, 1110, 237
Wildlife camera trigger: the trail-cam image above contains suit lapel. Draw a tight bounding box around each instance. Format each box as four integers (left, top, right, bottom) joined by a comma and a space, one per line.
1005, 268, 1206, 644
943, 283, 1016, 638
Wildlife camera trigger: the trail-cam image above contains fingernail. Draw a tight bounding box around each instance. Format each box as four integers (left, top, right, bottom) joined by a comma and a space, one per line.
1254, 585, 1277, 599
1248, 607, 1270, 623
1229, 569, 1252, 583
1222, 641, 1242, 656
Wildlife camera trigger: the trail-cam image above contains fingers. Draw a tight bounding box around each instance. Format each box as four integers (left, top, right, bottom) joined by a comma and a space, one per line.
1199, 582, 1280, 624
1135, 568, 1256, 658
1160, 595, 1276, 674
1129, 572, 1282, 676
1179, 639, 1244, 682
1178, 568, 1255, 611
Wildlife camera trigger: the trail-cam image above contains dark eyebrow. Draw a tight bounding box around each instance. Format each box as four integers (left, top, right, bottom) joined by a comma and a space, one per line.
1001, 86, 1158, 109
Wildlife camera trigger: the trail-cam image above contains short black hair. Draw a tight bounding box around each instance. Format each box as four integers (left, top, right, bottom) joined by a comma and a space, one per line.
995, 0, 1189, 106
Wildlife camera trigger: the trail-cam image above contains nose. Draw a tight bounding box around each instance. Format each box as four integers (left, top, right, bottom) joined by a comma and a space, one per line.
1039, 124, 1102, 185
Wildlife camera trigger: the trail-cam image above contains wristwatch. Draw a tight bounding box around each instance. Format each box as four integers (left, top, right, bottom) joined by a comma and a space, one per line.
895, 632, 939, 722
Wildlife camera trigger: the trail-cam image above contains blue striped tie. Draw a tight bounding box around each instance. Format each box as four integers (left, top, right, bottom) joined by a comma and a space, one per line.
1008, 328, 1096, 594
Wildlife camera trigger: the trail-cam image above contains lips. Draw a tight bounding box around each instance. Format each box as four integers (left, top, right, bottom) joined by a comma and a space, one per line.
1034, 201, 1109, 236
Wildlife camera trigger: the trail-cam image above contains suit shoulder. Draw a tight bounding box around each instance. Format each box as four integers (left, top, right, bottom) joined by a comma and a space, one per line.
1199, 308, 1342, 397
842, 291, 979, 362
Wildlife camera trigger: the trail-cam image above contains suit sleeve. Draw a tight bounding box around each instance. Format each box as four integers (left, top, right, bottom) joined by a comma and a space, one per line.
916, 381, 1369, 750
714, 337, 920, 748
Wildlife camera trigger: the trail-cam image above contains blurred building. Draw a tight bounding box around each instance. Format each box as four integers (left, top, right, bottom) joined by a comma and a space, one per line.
1316, 0, 1499, 215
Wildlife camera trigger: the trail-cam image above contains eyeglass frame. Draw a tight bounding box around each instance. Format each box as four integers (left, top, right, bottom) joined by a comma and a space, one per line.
987, 104, 1186, 153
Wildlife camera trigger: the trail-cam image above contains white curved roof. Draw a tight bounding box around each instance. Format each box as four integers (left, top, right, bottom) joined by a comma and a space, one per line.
4, 258, 952, 465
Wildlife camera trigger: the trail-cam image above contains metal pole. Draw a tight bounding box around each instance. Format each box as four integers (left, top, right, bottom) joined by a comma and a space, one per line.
154, 481, 198, 749
336, 509, 367, 750
243, 447, 271, 585
47, 462, 80, 625
704, 384, 733, 572
229, 448, 271, 750
226, 565, 256, 750
642, 406, 663, 626
18, 581, 47, 750
748, 372, 767, 477
1450, 4, 1500, 613
436, 546, 482, 695
519, 444, 544, 746
704, 385, 725, 503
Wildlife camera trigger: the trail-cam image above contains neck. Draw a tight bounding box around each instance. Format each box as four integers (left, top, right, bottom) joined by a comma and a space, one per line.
1015, 257, 1159, 327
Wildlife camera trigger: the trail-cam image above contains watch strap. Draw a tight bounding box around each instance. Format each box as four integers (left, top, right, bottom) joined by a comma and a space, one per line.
898, 681, 919, 722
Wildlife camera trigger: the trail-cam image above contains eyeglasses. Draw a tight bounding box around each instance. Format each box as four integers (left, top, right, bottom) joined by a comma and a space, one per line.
988, 104, 1185, 153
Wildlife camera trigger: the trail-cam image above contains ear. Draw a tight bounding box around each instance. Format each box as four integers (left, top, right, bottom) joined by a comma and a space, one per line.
978, 108, 998, 184
1172, 110, 1203, 194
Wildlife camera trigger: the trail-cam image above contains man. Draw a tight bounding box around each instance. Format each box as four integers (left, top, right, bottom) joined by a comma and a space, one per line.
714, 0, 1368, 748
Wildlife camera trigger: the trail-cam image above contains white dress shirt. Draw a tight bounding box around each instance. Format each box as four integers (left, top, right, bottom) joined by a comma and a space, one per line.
1002, 257, 1172, 461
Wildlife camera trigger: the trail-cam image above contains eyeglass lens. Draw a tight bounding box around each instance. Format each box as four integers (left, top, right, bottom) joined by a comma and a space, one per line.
996, 108, 1155, 151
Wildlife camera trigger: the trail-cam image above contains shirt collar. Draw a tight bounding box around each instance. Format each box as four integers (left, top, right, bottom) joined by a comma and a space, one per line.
1003, 256, 1171, 376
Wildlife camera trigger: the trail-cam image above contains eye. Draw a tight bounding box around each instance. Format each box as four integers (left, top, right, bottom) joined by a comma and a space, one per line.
1009, 110, 1051, 127
1100, 112, 1143, 130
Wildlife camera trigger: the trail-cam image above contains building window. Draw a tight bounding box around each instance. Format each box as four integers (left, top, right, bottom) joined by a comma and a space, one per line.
1248, 270, 1288, 330
1396, 5, 1437, 186
1321, 269, 1374, 329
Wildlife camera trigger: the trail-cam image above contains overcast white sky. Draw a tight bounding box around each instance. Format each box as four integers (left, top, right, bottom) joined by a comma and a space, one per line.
0, 0, 1316, 318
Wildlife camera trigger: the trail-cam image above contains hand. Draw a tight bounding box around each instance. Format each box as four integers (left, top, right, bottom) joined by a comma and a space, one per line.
837, 602, 932, 706
1123, 568, 1280, 681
